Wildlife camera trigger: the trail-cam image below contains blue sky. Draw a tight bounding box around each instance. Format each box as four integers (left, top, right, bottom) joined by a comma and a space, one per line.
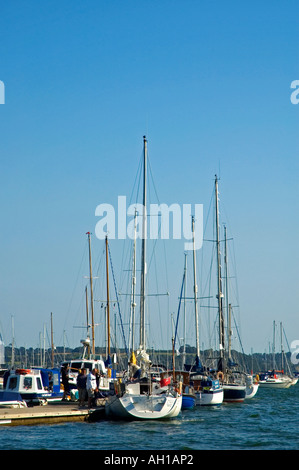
0, 1, 298, 358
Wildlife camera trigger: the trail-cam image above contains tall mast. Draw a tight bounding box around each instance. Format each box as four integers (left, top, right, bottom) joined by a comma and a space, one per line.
182, 252, 187, 369
85, 286, 91, 358
51, 312, 54, 368
86, 232, 95, 357
224, 225, 230, 355
280, 321, 284, 371
105, 235, 111, 358
139, 136, 147, 351
228, 304, 232, 360
273, 320, 276, 369
215, 176, 225, 365
192, 216, 200, 361
129, 209, 138, 358
11, 315, 15, 369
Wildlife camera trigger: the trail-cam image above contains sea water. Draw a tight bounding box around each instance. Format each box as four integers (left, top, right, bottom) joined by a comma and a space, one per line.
1, 385, 299, 451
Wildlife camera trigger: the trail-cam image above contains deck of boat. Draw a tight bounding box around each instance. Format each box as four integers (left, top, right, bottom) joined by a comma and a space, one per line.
0, 399, 107, 426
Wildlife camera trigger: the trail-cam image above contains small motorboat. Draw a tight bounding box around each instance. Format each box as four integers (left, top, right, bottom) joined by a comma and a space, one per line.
1, 368, 63, 406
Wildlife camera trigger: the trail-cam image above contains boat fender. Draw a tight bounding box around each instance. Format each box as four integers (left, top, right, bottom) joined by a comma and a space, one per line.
217, 371, 224, 382
175, 381, 182, 394
255, 374, 259, 382
16, 369, 31, 375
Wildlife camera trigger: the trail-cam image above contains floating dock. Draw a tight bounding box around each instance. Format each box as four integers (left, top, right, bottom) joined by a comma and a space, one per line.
0, 400, 106, 426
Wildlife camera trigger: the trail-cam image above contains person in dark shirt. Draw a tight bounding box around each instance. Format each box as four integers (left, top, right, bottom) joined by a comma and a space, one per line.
61, 364, 70, 400
76, 368, 87, 406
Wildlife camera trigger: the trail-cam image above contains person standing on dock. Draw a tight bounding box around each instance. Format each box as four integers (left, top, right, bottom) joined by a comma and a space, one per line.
61, 364, 70, 400
77, 368, 87, 407
86, 368, 98, 409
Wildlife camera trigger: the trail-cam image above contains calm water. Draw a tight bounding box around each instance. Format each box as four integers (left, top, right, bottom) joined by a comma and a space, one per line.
1, 385, 299, 451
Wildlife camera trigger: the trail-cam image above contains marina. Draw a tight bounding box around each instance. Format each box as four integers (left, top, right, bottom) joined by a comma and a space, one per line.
0, 1, 298, 453
0, 136, 297, 436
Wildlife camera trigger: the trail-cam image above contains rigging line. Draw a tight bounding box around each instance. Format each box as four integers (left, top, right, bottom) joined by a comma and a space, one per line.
174, 271, 186, 350
148, 152, 171, 292
232, 308, 245, 357
200, 240, 217, 349
149, 154, 171, 292
147, 154, 161, 204
282, 326, 292, 354
118, 152, 143, 295
200, 189, 214, 296
128, 151, 143, 206
146, 175, 169, 293
145, 218, 165, 350
229, 235, 242, 339
62, 242, 88, 342
108, 242, 128, 357
155, 245, 168, 349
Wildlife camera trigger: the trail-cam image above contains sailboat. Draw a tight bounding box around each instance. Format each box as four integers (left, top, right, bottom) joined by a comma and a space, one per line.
177, 218, 223, 406
258, 322, 297, 389
223, 225, 259, 400
174, 254, 196, 410
214, 176, 246, 403
105, 136, 182, 420
61, 232, 114, 394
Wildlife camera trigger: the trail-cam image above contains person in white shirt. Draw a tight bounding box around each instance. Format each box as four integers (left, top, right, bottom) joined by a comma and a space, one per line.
86, 368, 98, 408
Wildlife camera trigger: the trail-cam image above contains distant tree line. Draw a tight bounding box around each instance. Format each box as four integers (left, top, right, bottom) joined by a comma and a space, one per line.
1, 344, 298, 374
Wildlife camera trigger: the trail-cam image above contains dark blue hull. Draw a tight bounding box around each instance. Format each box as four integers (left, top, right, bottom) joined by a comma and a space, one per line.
182, 394, 196, 410
223, 384, 246, 402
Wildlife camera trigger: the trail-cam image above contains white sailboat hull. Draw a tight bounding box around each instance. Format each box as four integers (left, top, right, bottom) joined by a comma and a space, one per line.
245, 375, 259, 399
245, 383, 259, 399
258, 378, 293, 389
105, 393, 182, 420
195, 388, 223, 406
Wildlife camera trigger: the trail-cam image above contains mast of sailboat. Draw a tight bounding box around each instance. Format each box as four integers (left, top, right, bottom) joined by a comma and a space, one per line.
182, 252, 187, 369
280, 321, 284, 372
51, 312, 54, 368
11, 315, 15, 369
228, 304, 232, 360
215, 176, 225, 368
85, 286, 91, 358
105, 235, 111, 359
224, 225, 232, 359
139, 136, 147, 352
129, 209, 138, 359
192, 216, 200, 363
224, 225, 229, 344
86, 232, 95, 358
172, 317, 176, 382
273, 320, 276, 369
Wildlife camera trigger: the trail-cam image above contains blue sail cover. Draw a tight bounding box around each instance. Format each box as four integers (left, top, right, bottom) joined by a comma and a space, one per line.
228, 358, 238, 368
104, 355, 116, 378
105, 355, 112, 367
195, 356, 203, 372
